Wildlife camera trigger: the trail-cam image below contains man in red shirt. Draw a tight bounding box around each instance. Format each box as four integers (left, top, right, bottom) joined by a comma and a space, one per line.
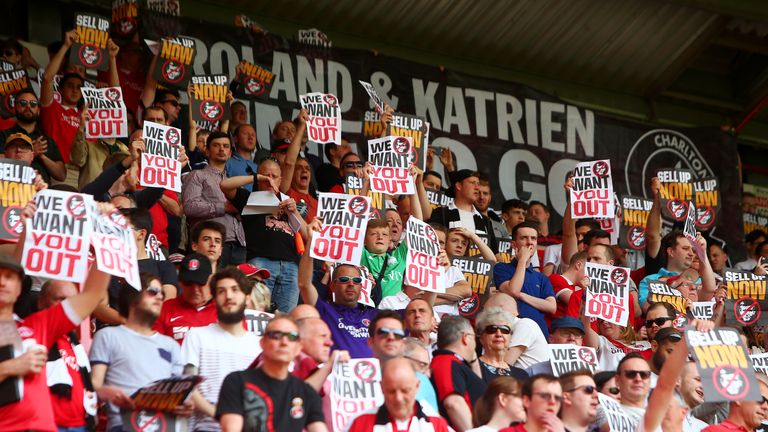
500, 374, 565, 432
702, 380, 768, 432
153, 252, 216, 344
0, 246, 109, 431
548, 250, 588, 320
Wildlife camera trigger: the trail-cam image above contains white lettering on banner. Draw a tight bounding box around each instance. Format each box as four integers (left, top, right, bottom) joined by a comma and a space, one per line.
330, 358, 383, 432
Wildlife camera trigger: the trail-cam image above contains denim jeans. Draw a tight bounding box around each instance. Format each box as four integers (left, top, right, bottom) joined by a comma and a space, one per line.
248, 256, 299, 312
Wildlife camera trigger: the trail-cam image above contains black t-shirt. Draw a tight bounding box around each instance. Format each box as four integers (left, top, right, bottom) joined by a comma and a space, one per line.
233, 188, 299, 262
315, 163, 342, 193
0, 124, 62, 184
216, 368, 324, 432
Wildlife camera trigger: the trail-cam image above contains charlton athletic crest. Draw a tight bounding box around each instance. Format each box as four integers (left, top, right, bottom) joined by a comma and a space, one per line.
290, 397, 304, 419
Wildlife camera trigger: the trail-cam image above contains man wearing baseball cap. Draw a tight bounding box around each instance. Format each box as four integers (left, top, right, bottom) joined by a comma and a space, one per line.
3, 132, 35, 165
153, 252, 217, 344
549, 316, 585, 346
649, 327, 682, 389
0, 228, 110, 431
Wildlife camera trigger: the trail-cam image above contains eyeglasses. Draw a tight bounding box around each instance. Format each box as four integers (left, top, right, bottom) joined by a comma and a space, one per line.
404, 356, 429, 370
264, 330, 300, 341
483, 325, 512, 335
376, 327, 405, 340
566, 385, 597, 395
622, 370, 651, 380
644, 317, 673, 328
334, 276, 363, 284
16, 99, 39, 108
145, 286, 163, 297
161, 99, 180, 107
533, 392, 563, 403
343, 161, 364, 168
607, 386, 620, 395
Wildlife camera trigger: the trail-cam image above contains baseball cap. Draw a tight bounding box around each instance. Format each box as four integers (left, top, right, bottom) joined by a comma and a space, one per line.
167, 253, 185, 264
270, 138, 290, 153
236, 263, 271, 279
178, 252, 212, 285
654, 327, 682, 343
550, 316, 585, 334
5, 132, 33, 148
445, 169, 477, 198
0, 255, 24, 278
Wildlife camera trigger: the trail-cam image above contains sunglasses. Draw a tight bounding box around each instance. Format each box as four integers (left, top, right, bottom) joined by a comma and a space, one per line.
16, 99, 39, 108
264, 330, 300, 341
533, 392, 563, 403
644, 317, 673, 328
145, 286, 163, 297
607, 386, 620, 395
622, 370, 651, 380
376, 327, 405, 340
334, 276, 363, 284
566, 385, 597, 395
761, 397, 768, 406
343, 161, 364, 168
483, 325, 512, 335
404, 355, 429, 369
161, 99, 180, 107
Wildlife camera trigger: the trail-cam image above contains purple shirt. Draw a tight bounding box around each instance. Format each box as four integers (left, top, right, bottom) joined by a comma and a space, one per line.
315, 299, 376, 358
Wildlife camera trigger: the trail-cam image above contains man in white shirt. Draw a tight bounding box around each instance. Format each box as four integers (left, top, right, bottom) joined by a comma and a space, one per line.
183, 267, 262, 431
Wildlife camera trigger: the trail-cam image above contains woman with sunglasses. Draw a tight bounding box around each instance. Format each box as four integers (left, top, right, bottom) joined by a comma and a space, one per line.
594, 371, 620, 401
476, 309, 529, 382
469, 377, 525, 432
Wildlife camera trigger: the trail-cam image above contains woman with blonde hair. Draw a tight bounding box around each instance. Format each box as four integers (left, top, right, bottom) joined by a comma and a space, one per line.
468, 377, 525, 432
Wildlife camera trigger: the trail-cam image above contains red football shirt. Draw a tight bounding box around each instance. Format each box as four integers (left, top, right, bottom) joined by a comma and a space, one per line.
39, 99, 80, 164
1, 302, 79, 432
49, 336, 90, 427
153, 297, 217, 345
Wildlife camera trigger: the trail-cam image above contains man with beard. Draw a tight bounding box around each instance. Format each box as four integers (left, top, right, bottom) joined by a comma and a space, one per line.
182, 267, 262, 431
217, 316, 327, 432
90, 273, 186, 431
0, 89, 65, 183
649, 327, 681, 389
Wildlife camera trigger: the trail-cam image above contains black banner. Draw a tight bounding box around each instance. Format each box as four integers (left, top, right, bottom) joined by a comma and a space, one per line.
136, 12, 743, 252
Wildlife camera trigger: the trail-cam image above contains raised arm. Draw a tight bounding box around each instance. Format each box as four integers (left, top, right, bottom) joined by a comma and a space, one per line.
220, 175, 256, 197
297, 218, 321, 306
140, 54, 159, 110
561, 176, 577, 266
695, 233, 717, 301
279, 109, 307, 193
408, 165, 424, 222
646, 177, 662, 258
41, 30, 77, 106
106, 39, 120, 87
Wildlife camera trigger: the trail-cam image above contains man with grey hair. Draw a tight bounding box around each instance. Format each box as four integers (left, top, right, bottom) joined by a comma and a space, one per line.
430, 316, 486, 432
404, 337, 438, 413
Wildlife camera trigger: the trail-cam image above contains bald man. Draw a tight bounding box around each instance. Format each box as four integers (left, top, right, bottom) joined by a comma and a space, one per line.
291, 304, 321, 321
348, 358, 450, 432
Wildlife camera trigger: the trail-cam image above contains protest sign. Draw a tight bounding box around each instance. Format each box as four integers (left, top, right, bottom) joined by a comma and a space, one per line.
298, 28, 331, 47
584, 262, 631, 326
329, 358, 383, 432
189, 75, 229, 128
244, 310, 274, 335
724, 269, 768, 327
130, 376, 202, 412
145, 233, 165, 261
358, 80, 384, 113
90, 206, 140, 290
299, 92, 341, 144
685, 327, 760, 402
569, 160, 614, 219
152, 36, 196, 89
597, 216, 619, 245
598, 393, 637, 432
496, 236, 514, 263
0, 159, 35, 241
141, 121, 182, 192
404, 218, 445, 292
452, 256, 493, 318
744, 183, 768, 217
751, 352, 768, 375
22, 190, 92, 282
235, 61, 274, 99
549, 344, 598, 376
425, 188, 453, 211
70, 13, 110, 70
619, 195, 653, 251
0, 65, 28, 119
693, 178, 720, 231
80, 87, 128, 138
466, 233, 489, 258
345, 175, 385, 219
386, 113, 429, 171
120, 409, 186, 432
690, 301, 715, 320
657, 169, 694, 222
368, 136, 415, 195
744, 212, 768, 237
310, 193, 369, 265
647, 280, 686, 313
112, 0, 139, 39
